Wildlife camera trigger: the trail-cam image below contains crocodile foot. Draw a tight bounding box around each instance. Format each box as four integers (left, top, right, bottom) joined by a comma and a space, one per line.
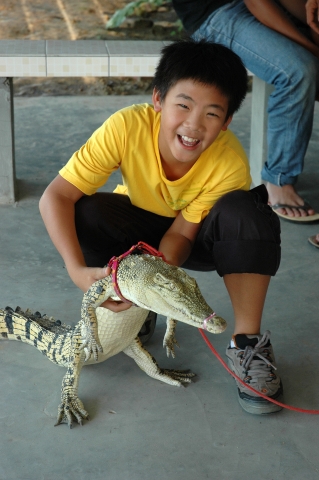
80, 332, 103, 362
159, 368, 196, 386
163, 336, 180, 358
55, 397, 89, 428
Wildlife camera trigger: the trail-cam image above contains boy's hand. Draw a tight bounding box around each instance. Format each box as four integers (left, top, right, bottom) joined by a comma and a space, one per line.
68, 265, 132, 312
100, 297, 132, 312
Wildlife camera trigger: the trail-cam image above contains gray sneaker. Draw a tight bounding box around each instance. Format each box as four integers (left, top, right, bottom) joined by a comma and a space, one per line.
225, 330, 283, 415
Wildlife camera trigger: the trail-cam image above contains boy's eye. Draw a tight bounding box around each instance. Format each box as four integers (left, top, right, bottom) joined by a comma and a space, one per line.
208, 112, 218, 117
178, 103, 189, 109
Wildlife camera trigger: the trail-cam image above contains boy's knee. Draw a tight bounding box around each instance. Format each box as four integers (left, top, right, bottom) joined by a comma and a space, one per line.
213, 189, 255, 216
211, 187, 280, 243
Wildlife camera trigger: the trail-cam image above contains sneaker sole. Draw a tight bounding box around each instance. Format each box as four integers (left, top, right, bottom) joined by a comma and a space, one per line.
238, 386, 284, 415
226, 350, 283, 415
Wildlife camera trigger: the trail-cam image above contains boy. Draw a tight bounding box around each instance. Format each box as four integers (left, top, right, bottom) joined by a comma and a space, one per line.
39, 39, 282, 415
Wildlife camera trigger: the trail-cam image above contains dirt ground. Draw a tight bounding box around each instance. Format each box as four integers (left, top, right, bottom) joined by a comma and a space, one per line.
0, 0, 181, 96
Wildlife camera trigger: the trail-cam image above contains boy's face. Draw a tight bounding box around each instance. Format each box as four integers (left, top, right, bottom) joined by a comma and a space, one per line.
153, 79, 232, 168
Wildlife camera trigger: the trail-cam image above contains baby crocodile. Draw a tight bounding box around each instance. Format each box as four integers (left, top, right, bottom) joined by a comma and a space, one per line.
0, 254, 226, 428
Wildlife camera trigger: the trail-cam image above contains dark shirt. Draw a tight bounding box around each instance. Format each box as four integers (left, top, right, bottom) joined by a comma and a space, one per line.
172, 0, 231, 34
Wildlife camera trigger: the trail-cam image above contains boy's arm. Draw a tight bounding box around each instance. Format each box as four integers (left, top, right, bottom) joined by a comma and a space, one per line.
39, 175, 131, 313
244, 0, 319, 57
158, 211, 202, 266
39, 174, 87, 285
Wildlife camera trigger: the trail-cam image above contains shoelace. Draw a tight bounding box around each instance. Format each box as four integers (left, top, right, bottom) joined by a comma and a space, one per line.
239, 330, 276, 382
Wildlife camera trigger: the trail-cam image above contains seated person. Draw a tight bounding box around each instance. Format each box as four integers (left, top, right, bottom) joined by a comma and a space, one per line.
39, 39, 282, 415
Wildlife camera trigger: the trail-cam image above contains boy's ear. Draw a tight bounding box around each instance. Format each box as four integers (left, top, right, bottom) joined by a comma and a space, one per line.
152, 88, 162, 112
221, 115, 233, 131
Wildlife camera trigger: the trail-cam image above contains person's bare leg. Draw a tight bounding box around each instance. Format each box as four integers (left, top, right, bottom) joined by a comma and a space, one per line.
223, 273, 271, 335
266, 183, 316, 218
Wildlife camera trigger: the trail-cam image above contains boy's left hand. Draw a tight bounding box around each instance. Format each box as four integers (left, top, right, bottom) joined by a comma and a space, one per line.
74, 265, 132, 312
90, 265, 132, 312
100, 297, 132, 312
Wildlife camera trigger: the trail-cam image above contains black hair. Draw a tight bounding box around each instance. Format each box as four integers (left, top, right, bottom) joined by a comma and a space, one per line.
152, 38, 248, 118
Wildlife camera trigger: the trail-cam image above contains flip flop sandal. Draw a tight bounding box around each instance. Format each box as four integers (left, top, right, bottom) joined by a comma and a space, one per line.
308, 235, 319, 248
271, 202, 319, 223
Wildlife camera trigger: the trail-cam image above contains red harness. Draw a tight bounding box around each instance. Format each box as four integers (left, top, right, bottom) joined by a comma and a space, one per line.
107, 241, 166, 304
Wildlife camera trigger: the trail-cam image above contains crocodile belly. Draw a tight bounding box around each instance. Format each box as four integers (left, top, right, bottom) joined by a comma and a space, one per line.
85, 306, 149, 365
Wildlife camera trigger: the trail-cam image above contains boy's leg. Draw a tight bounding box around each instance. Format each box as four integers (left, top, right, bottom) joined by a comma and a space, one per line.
184, 185, 280, 333
223, 273, 270, 335
184, 185, 281, 278
185, 186, 283, 414
193, 1, 319, 216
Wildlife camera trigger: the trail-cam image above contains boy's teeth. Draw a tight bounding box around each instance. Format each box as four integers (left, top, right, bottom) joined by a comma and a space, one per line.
180, 135, 199, 146
182, 135, 197, 142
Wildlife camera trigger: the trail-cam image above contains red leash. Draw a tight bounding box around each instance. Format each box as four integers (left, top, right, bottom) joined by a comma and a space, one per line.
108, 242, 319, 414
199, 329, 319, 414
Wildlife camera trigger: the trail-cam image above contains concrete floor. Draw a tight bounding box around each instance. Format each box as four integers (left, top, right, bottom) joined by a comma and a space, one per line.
0, 93, 318, 480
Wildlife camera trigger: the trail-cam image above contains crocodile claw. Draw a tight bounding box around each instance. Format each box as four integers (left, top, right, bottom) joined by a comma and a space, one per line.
159, 368, 196, 386
163, 336, 180, 359
55, 398, 89, 428
80, 333, 103, 361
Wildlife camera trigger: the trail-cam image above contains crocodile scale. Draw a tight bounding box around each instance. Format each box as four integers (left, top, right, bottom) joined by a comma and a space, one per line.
0, 254, 227, 428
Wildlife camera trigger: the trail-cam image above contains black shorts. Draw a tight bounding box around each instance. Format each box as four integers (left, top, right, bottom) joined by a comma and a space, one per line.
75, 184, 281, 277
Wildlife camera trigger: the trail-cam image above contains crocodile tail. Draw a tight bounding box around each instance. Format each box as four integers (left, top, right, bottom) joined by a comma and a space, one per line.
0, 306, 73, 367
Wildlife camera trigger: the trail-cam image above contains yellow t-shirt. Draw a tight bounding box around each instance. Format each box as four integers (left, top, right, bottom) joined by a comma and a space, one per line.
59, 103, 251, 223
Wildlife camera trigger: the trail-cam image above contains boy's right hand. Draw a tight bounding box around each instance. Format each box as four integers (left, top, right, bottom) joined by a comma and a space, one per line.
68, 265, 132, 313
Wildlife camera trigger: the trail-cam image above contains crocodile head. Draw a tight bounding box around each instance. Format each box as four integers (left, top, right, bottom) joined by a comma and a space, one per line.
117, 254, 227, 334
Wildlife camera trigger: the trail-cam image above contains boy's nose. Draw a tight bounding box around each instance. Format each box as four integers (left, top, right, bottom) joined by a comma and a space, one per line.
183, 112, 203, 131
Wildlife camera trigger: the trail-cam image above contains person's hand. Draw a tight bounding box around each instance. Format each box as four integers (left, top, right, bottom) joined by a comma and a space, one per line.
100, 297, 132, 312
68, 264, 132, 312
306, 0, 319, 34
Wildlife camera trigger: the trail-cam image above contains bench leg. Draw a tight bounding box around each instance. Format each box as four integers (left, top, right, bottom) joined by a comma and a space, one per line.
0, 77, 16, 204
249, 77, 273, 188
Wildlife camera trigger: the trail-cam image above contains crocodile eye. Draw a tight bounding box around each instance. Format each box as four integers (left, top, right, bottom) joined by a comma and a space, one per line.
154, 273, 168, 285
153, 274, 180, 292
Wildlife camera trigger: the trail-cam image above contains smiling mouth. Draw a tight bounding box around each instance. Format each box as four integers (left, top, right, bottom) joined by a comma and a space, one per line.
178, 134, 200, 147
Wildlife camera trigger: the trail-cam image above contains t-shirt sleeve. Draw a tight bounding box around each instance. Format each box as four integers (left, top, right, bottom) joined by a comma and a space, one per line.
59, 114, 124, 195
181, 135, 251, 223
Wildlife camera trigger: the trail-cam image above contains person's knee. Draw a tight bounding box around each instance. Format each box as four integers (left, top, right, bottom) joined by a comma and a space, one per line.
288, 50, 318, 96
214, 189, 253, 215
216, 188, 280, 241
